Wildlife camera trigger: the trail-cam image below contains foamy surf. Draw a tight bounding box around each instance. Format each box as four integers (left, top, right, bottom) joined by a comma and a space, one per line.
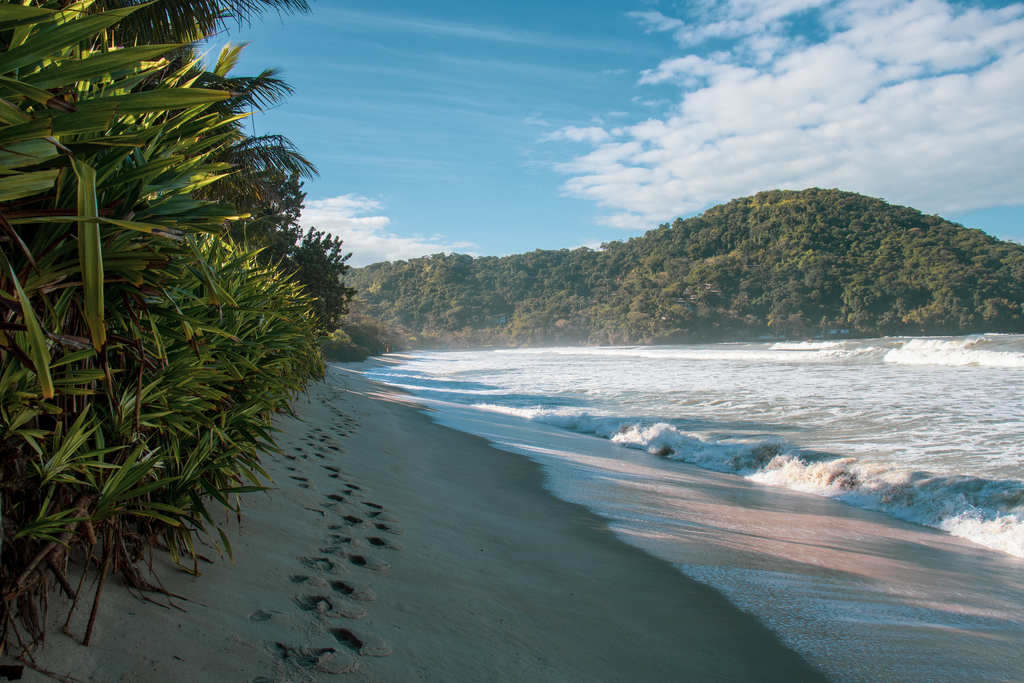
501, 334, 1024, 367
365, 334, 1024, 558
467, 403, 1024, 558
359, 338, 1024, 682
883, 337, 1024, 367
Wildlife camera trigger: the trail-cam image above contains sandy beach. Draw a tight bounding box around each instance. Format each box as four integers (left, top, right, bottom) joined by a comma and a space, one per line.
14, 361, 822, 682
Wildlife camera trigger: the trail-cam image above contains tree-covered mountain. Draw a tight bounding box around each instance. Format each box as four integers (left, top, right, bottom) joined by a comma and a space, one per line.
349, 189, 1024, 346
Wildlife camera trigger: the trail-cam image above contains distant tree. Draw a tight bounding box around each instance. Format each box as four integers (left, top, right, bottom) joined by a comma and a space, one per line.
222, 172, 354, 332
227, 169, 306, 265
290, 228, 357, 332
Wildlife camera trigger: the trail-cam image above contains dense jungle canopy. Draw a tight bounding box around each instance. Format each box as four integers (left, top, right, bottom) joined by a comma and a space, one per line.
350, 189, 1024, 346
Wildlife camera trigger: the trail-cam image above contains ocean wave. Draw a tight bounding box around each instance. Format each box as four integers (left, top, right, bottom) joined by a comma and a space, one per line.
770, 340, 846, 350
883, 337, 1024, 368
504, 336, 1024, 368
503, 344, 881, 364
468, 403, 1024, 558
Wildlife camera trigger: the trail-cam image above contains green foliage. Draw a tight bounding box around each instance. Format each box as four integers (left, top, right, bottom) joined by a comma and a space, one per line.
350, 189, 1024, 345
92, 0, 311, 44
225, 172, 356, 332
289, 227, 356, 332
227, 168, 304, 264
322, 304, 406, 362
0, 1, 322, 655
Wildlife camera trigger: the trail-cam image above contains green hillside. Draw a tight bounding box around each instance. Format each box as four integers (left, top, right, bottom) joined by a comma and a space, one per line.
349, 189, 1024, 346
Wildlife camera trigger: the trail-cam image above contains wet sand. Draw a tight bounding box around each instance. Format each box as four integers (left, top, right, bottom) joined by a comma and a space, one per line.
18, 364, 822, 681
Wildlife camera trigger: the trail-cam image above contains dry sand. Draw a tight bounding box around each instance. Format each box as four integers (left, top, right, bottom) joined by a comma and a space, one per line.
14, 364, 823, 682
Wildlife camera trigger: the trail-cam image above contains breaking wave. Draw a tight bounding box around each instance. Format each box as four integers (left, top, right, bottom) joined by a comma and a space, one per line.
883, 337, 1024, 368
502, 334, 1024, 368
469, 403, 1024, 558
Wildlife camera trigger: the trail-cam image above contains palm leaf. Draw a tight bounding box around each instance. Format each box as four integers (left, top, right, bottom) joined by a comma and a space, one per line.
3, 259, 54, 399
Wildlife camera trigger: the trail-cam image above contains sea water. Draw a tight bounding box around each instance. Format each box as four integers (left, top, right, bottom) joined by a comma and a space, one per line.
352, 334, 1024, 680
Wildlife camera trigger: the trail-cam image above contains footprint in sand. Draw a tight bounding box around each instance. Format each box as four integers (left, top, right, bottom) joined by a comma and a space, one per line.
330, 628, 392, 657
294, 594, 334, 614
366, 536, 400, 551
299, 557, 336, 572
271, 642, 359, 674
294, 593, 367, 620
318, 545, 346, 555
374, 522, 401, 536
329, 579, 376, 602
347, 554, 390, 572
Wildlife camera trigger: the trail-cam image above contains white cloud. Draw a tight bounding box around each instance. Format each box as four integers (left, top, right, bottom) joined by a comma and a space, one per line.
627, 10, 686, 35
628, 2, 832, 50
561, 0, 1024, 228
542, 125, 613, 143
301, 194, 476, 266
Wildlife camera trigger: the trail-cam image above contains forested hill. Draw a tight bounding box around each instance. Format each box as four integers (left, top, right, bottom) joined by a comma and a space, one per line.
349, 189, 1024, 346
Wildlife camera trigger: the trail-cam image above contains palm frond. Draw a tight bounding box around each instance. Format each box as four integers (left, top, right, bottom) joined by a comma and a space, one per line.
200, 68, 295, 112
92, 0, 311, 43
226, 133, 316, 178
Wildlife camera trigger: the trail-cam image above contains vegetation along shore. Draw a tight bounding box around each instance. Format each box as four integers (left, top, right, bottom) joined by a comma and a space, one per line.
2, 1, 1022, 681
0, 0, 359, 672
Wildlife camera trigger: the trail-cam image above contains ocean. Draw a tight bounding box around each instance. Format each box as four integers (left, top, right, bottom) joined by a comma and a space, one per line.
355, 334, 1024, 680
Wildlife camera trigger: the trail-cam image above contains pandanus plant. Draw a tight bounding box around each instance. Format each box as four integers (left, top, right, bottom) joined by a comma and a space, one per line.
0, 1, 322, 660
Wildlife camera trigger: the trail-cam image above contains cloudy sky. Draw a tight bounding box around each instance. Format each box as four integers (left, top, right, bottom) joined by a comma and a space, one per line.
227, 0, 1024, 265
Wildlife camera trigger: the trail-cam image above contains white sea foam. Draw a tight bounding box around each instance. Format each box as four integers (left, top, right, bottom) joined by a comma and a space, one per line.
368, 334, 1024, 558
749, 455, 1024, 558
884, 337, 1024, 368
505, 344, 880, 363
365, 338, 1024, 681
770, 340, 846, 350
505, 335, 1024, 368
468, 403, 1024, 558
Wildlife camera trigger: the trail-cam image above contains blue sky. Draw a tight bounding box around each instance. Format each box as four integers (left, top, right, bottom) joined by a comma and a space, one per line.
223, 0, 1024, 265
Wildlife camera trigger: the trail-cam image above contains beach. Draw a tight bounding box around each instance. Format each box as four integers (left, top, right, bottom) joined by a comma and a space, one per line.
18, 361, 821, 682
360, 346, 1024, 681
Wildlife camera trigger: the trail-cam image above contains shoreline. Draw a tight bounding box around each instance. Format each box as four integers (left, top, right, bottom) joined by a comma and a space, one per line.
18, 362, 822, 681
360, 352, 1024, 681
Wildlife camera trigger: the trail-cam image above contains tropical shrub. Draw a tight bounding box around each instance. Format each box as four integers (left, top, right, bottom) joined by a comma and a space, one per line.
0, 2, 321, 659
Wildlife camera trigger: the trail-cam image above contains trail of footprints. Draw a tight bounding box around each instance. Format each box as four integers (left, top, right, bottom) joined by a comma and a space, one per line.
261, 403, 401, 678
